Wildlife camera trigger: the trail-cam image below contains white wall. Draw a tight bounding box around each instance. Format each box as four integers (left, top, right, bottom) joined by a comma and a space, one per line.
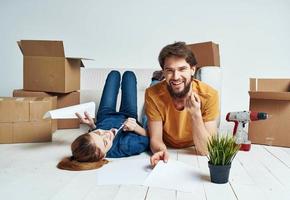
1, 0, 290, 121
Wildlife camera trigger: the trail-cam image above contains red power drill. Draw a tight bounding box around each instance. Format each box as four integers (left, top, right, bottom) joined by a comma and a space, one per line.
226, 111, 269, 151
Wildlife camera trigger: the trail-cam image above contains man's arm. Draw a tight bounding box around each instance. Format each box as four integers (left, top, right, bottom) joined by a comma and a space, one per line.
191, 117, 217, 155
144, 89, 169, 166
185, 92, 218, 155
148, 120, 166, 153
148, 120, 169, 167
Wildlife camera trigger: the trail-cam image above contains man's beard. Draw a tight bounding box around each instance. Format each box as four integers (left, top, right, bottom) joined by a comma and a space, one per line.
167, 81, 191, 99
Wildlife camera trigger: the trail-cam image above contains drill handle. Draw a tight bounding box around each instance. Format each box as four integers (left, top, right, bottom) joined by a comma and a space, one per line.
232, 121, 239, 135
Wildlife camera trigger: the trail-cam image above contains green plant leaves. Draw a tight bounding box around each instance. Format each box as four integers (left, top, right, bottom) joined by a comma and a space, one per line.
207, 135, 240, 166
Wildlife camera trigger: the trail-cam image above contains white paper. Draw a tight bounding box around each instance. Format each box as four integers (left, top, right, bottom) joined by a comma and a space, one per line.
43, 102, 95, 119
143, 159, 202, 193
96, 158, 152, 185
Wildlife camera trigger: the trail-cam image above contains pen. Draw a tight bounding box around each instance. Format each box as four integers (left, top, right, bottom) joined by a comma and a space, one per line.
115, 123, 125, 135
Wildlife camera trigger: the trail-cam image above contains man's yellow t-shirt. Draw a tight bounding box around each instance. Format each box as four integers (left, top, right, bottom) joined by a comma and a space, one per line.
145, 79, 219, 148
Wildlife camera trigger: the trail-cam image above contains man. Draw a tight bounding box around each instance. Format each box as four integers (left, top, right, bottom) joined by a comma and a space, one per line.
145, 42, 219, 167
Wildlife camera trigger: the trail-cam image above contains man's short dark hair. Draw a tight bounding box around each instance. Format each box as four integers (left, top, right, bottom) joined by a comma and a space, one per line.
158, 42, 197, 69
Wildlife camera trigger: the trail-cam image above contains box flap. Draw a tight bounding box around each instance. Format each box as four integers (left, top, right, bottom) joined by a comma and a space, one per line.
17, 41, 24, 54
249, 91, 290, 100
249, 78, 257, 91
18, 40, 65, 57
66, 57, 94, 60
250, 78, 290, 92
189, 41, 216, 46
66, 57, 94, 67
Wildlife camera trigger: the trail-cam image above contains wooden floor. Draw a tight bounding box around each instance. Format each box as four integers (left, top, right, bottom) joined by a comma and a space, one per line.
1, 127, 290, 200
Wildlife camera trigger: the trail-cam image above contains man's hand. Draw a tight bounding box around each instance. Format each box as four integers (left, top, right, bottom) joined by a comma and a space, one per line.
75, 111, 96, 130
123, 118, 137, 132
150, 150, 169, 167
185, 92, 202, 117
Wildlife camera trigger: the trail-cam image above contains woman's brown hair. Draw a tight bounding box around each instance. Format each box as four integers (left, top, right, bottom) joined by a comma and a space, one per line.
57, 133, 108, 171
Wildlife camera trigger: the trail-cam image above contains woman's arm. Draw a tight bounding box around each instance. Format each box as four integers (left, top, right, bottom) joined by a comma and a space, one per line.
75, 112, 96, 130
133, 123, 147, 136
123, 118, 147, 136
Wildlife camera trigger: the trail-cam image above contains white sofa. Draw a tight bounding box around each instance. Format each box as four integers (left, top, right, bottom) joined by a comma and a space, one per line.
80, 67, 222, 125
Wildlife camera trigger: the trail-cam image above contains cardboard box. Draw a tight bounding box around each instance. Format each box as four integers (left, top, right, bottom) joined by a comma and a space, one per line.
18, 40, 88, 93
248, 78, 290, 147
187, 41, 220, 68
13, 90, 80, 129
0, 97, 56, 143
0, 121, 52, 143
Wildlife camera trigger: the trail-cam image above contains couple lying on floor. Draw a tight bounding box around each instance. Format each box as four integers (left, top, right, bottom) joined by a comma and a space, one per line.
58, 42, 219, 171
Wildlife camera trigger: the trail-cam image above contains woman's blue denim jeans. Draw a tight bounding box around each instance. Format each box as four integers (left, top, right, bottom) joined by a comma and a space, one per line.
94, 70, 149, 158
96, 70, 138, 122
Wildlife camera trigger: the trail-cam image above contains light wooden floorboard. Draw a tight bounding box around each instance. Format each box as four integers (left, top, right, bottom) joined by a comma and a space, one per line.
177, 148, 206, 200
264, 145, 290, 168
1, 129, 290, 200
84, 185, 120, 200
114, 185, 148, 200
0, 162, 77, 200
237, 145, 290, 200
281, 147, 290, 155
197, 156, 237, 200
146, 187, 176, 200
50, 171, 100, 200
251, 145, 290, 188
176, 191, 204, 200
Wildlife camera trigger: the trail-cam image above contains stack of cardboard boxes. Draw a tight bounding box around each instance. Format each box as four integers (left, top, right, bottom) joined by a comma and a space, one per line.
0, 40, 86, 144
0, 97, 56, 143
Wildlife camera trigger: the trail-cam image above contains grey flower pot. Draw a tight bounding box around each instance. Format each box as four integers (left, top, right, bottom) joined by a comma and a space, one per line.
208, 161, 231, 184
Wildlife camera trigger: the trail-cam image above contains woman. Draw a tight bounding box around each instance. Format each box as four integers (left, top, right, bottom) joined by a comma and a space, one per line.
58, 70, 149, 170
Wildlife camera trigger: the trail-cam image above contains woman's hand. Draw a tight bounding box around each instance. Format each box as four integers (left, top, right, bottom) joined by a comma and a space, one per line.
75, 111, 96, 130
123, 118, 137, 132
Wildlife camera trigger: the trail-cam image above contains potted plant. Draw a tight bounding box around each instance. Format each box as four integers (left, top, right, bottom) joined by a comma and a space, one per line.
207, 134, 240, 184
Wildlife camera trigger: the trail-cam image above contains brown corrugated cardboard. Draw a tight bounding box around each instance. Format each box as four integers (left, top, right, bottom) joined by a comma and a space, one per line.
0, 98, 29, 122
14, 121, 52, 143
0, 97, 55, 122
0, 97, 56, 144
13, 90, 80, 129
0, 121, 52, 144
18, 40, 88, 93
248, 78, 290, 147
0, 123, 13, 143
55, 91, 80, 129
187, 41, 220, 68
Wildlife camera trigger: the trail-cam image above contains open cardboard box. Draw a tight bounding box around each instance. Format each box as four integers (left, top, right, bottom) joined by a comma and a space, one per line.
0, 97, 56, 143
248, 78, 290, 147
13, 90, 80, 129
187, 41, 220, 68
18, 40, 91, 93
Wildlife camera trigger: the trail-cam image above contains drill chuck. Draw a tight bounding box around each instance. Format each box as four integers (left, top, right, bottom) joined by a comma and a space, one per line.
257, 112, 268, 120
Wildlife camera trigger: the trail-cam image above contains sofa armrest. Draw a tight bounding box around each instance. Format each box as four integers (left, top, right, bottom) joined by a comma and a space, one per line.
195, 66, 222, 93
